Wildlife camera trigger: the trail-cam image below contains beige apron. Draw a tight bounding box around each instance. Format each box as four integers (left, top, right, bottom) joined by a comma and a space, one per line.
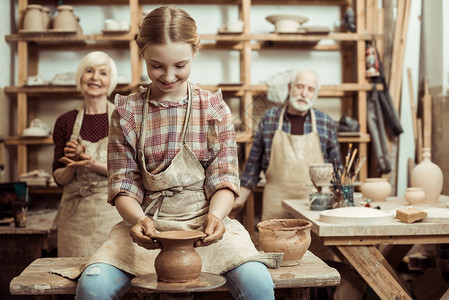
54, 102, 122, 257
52, 84, 281, 279
262, 106, 324, 220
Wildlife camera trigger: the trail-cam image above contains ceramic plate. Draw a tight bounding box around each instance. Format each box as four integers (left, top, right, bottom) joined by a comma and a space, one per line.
266, 14, 309, 25
319, 207, 394, 225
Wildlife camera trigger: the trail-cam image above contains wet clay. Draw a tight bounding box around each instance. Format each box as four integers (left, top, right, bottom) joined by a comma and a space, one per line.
257, 219, 312, 266
152, 230, 207, 283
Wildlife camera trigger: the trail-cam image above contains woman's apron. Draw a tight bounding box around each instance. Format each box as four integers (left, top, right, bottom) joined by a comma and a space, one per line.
54, 102, 122, 257
262, 106, 324, 220
51, 85, 281, 279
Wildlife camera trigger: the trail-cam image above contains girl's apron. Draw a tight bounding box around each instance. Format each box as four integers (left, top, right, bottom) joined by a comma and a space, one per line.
52, 84, 281, 279
54, 102, 122, 257
262, 106, 324, 220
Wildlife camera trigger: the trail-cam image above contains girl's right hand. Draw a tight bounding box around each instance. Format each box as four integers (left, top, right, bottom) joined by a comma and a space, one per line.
129, 216, 160, 250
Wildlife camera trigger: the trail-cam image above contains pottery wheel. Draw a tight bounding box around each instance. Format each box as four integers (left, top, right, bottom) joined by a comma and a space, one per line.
132, 272, 226, 293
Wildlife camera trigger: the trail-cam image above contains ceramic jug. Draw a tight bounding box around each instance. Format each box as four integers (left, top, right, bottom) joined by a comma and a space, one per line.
152, 230, 206, 283
23, 4, 45, 31
411, 148, 443, 203
41, 7, 51, 29
53, 5, 77, 31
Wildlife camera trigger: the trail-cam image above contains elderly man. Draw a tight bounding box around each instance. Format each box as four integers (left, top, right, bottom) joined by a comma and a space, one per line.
232, 69, 342, 220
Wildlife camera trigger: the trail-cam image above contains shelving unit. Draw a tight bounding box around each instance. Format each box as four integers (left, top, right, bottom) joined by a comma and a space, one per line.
6, 0, 382, 233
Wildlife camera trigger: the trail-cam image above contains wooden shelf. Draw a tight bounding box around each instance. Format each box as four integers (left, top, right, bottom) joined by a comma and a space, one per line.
29, 186, 63, 195
5, 84, 133, 97
5, 136, 53, 146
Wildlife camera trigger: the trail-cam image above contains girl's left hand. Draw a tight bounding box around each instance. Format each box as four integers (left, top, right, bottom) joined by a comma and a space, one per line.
196, 213, 225, 247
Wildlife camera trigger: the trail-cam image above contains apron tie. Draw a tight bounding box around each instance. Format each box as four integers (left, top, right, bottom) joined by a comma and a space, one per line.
145, 186, 184, 219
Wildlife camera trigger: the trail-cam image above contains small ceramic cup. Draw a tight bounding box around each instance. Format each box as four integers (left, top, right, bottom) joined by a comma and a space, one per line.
404, 187, 426, 205
226, 20, 244, 32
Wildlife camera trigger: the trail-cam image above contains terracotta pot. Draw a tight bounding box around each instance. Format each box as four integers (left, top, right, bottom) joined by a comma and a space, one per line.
404, 187, 426, 205
152, 230, 206, 283
411, 148, 443, 203
257, 219, 312, 266
23, 4, 44, 31
53, 5, 77, 31
360, 178, 392, 202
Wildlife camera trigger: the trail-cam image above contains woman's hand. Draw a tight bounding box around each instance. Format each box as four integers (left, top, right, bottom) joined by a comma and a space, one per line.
196, 213, 226, 247
129, 216, 160, 250
59, 155, 93, 169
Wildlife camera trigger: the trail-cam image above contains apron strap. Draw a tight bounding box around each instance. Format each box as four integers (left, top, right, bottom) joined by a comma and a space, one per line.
181, 84, 193, 144
70, 102, 114, 141
278, 105, 318, 133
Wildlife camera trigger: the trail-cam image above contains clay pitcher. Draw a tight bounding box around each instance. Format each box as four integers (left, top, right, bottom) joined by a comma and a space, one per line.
53, 5, 77, 31
152, 230, 206, 283
257, 219, 312, 266
411, 148, 443, 203
23, 4, 45, 31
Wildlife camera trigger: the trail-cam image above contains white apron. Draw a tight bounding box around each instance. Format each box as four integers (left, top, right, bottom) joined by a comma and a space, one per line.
262, 106, 324, 220
54, 102, 122, 257
52, 84, 281, 279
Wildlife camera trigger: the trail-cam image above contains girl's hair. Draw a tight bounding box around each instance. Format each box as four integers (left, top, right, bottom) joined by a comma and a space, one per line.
75, 51, 118, 96
135, 5, 200, 53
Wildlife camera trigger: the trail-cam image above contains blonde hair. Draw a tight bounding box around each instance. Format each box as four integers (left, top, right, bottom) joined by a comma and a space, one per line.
75, 51, 118, 96
135, 5, 200, 53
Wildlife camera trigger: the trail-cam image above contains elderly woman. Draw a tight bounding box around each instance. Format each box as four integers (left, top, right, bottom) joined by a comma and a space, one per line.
52, 51, 123, 257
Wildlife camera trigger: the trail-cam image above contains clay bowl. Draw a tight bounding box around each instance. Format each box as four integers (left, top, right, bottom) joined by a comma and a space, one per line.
360, 178, 392, 202
309, 163, 333, 186
404, 187, 426, 205
152, 230, 206, 283
257, 219, 312, 266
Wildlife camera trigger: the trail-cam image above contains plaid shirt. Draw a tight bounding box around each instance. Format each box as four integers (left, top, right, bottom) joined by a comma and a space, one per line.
241, 107, 342, 190
108, 84, 240, 204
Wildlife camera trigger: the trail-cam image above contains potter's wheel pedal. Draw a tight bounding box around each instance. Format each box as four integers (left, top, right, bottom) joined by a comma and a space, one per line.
132, 272, 226, 293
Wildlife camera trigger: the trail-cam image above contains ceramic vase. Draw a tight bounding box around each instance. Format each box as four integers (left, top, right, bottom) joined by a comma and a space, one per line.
152, 230, 206, 283
53, 5, 77, 31
257, 219, 312, 266
23, 4, 45, 31
404, 187, 426, 205
411, 148, 443, 203
41, 7, 51, 29
360, 178, 392, 202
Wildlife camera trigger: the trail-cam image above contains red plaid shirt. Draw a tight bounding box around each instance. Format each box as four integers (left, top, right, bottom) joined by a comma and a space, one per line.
107, 83, 240, 204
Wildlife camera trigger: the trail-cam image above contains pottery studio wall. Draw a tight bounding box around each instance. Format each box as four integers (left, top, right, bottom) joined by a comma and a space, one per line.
6, 4, 341, 182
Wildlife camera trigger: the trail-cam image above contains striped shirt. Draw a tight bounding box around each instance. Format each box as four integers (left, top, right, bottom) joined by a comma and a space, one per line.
107, 84, 240, 204
240, 107, 342, 190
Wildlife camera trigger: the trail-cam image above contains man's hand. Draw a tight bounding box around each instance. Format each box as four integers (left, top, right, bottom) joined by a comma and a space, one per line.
196, 213, 225, 247
129, 216, 160, 250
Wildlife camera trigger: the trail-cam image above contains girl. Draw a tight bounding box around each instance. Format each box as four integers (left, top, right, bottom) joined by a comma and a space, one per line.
55, 6, 281, 300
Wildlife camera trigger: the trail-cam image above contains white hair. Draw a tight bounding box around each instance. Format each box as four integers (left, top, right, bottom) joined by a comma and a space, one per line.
290, 69, 321, 94
75, 51, 118, 96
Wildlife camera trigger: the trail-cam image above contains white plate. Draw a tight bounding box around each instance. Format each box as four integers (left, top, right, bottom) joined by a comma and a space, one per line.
266, 14, 308, 25
319, 207, 394, 225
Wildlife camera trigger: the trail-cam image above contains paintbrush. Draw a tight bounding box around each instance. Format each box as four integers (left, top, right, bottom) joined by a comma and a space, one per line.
351, 156, 366, 183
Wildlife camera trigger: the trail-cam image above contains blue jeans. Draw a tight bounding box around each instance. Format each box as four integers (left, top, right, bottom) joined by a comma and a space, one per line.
76, 261, 274, 300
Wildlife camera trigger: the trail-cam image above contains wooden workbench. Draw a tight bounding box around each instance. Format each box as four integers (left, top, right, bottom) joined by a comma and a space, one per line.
282, 196, 449, 300
10, 251, 340, 300
0, 210, 57, 300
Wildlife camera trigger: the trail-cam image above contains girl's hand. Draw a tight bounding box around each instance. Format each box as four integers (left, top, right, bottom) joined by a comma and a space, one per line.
196, 213, 225, 247
129, 216, 160, 250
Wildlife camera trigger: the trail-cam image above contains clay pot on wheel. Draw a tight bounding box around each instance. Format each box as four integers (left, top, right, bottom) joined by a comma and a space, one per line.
360, 178, 392, 202
257, 219, 312, 266
152, 230, 206, 283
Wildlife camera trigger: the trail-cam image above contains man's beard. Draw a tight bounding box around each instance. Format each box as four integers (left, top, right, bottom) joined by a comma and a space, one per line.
288, 93, 315, 112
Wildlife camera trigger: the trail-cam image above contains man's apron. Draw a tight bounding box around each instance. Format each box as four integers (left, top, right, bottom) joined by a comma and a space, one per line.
262, 106, 324, 220
51, 84, 281, 279
54, 102, 122, 257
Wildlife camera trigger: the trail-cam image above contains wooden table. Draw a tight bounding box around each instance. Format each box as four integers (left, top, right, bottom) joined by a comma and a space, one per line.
282, 196, 449, 300
10, 251, 340, 300
0, 210, 57, 300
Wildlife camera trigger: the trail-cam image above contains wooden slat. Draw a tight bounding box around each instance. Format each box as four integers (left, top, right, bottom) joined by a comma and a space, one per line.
324, 235, 449, 246
407, 68, 418, 144
422, 80, 432, 149
337, 246, 413, 300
